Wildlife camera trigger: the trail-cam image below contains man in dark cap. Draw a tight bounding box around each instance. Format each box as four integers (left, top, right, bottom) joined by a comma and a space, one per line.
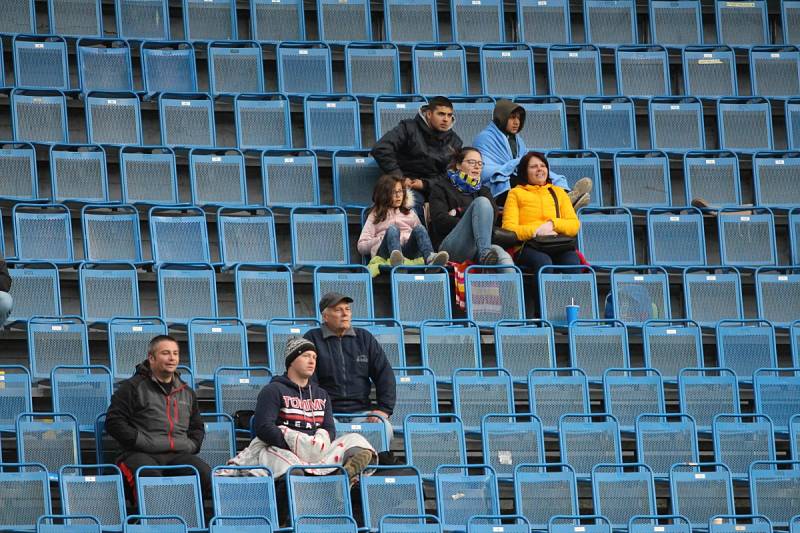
304, 292, 396, 436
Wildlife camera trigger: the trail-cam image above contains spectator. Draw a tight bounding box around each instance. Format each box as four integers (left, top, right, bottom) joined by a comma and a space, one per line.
0, 254, 12, 326
473, 99, 593, 209
105, 335, 211, 501
371, 96, 463, 223
358, 174, 449, 267
428, 147, 514, 266
304, 293, 396, 437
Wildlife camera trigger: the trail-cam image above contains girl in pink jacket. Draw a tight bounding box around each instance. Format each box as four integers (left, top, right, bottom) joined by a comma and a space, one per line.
358, 175, 449, 266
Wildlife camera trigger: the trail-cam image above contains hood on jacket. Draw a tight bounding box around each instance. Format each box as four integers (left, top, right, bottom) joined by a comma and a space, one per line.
492, 99, 526, 133
417, 105, 456, 137
135, 359, 187, 389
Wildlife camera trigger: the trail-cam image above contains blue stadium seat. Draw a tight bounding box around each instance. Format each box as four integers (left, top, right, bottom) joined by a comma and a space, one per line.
361, 467, 425, 532
276, 41, 332, 95
197, 413, 236, 467
794, 415, 800, 461
435, 465, 500, 532
48, 0, 102, 36
580, 96, 636, 153
295, 516, 357, 533
0, 141, 38, 201
119, 146, 179, 205
6, 262, 61, 324
262, 149, 320, 207
12, 204, 74, 265
630, 516, 693, 533
59, 465, 126, 531
569, 319, 629, 382
547, 45, 602, 98
452, 368, 513, 431
335, 413, 390, 452
528, 367, 590, 432
708, 516, 773, 533
313, 265, 374, 320
234, 264, 294, 326
1, 0, 35, 34
679, 367, 741, 431
750, 46, 800, 98
234, 93, 292, 151
0, 365, 32, 432
451, 0, 504, 46
615, 45, 670, 98
108, 317, 168, 381
266, 318, 320, 373
156, 263, 218, 325
716, 320, 778, 381
514, 464, 578, 531
480, 44, 534, 97
513, 96, 568, 151
86, 91, 143, 146
148, 205, 211, 265
753, 152, 800, 208
391, 265, 452, 327
188, 148, 248, 207
183, 0, 237, 41
420, 320, 481, 381
683, 267, 744, 327
558, 413, 622, 478
0, 463, 52, 531
648, 96, 705, 153
303, 94, 361, 151
546, 150, 602, 205
642, 319, 704, 381
332, 150, 381, 209
583, 0, 636, 45
755, 267, 800, 327
683, 151, 742, 209
612, 151, 670, 207
208, 41, 264, 96
11, 88, 69, 144
374, 95, 427, 142
136, 465, 205, 530
649, 0, 702, 46
115, 0, 170, 39
124, 515, 188, 533
481, 413, 545, 478
188, 318, 249, 381
213, 366, 272, 420
538, 265, 598, 326
158, 92, 215, 149
784, 1, 800, 45
344, 42, 400, 96
610, 266, 671, 326
209, 516, 272, 533
217, 207, 278, 268
78, 262, 140, 323
464, 265, 525, 327
392, 367, 438, 431
51, 365, 112, 432
383, 0, 438, 44
13, 35, 69, 90
645, 207, 706, 267
577, 207, 635, 266
591, 464, 656, 529
317, 0, 371, 43
27, 316, 90, 382
753, 368, 800, 432
602, 368, 665, 431
250, 0, 305, 42
353, 319, 405, 368
49, 143, 109, 204
451, 96, 495, 146
286, 465, 353, 526
713, 414, 776, 479
17, 412, 81, 479
211, 466, 279, 526
749, 460, 800, 528
716, 0, 769, 46
77, 38, 134, 93
517, 0, 569, 44
635, 413, 699, 478
682, 45, 737, 98
404, 414, 467, 479
669, 463, 734, 530
494, 320, 556, 382
412, 43, 468, 96
290, 206, 350, 267
787, 98, 800, 149
141, 41, 197, 93
717, 97, 774, 153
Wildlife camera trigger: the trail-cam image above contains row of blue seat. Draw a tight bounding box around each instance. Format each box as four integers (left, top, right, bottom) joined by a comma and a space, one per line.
1, 0, 793, 48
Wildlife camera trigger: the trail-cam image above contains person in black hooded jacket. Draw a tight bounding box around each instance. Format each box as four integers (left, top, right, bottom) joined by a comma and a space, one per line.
0, 254, 12, 326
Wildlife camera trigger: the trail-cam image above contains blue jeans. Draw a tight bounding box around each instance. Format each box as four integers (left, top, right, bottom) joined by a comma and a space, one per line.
439, 196, 513, 265
516, 245, 581, 316
0, 291, 12, 326
376, 225, 434, 260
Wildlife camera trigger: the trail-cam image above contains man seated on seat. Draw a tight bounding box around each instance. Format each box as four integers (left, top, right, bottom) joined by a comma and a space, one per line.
473, 98, 592, 209
372, 96, 464, 223
0, 253, 12, 327
105, 335, 211, 502
304, 292, 397, 437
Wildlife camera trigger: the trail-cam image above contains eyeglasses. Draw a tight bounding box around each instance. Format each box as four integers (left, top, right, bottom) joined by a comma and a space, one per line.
464, 159, 484, 167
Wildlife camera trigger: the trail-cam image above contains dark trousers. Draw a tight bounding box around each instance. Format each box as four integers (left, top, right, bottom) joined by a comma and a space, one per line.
118, 452, 213, 506
516, 245, 581, 316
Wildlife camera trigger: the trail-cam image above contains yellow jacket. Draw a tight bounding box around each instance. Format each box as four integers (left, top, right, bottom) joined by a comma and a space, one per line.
502, 183, 580, 241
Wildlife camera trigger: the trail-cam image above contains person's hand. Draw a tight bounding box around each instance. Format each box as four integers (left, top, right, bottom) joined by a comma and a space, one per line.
404, 177, 414, 189
535, 221, 556, 236
448, 209, 457, 217
409, 179, 424, 190
366, 410, 389, 423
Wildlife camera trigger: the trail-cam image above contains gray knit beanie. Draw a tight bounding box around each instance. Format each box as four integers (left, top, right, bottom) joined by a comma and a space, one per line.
284, 336, 316, 369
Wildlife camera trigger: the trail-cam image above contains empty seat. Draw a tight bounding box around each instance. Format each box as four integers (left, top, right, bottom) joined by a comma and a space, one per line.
682, 46, 737, 98
0, 365, 33, 432
669, 463, 735, 530
211, 467, 278, 527
481, 413, 544, 478
158, 92, 215, 148
569, 319, 630, 382
750, 46, 800, 98
136, 466, 205, 529
208, 41, 264, 96
753, 368, 800, 432
332, 150, 382, 209
403, 414, 466, 479
603, 368, 666, 431
749, 460, 800, 528
591, 464, 656, 529
716, 319, 778, 381
716, 0, 768, 46
514, 464, 578, 531
49, 143, 109, 204
218, 207, 278, 267
546, 150, 602, 205
108, 317, 168, 381
610, 266, 671, 326
6, 261, 62, 323
683, 267, 744, 327
581, 96, 636, 152
0, 463, 52, 531
13, 203, 74, 264
756, 267, 800, 328
188, 318, 249, 381
451, 96, 495, 146
335, 413, 390, 452
27, 316, 90, 382
412, 43, 468, 96
646, 207, 706, 267
183, 0, 237, 41
197, 413, 235, 467
753, 152, 800, 208
141, 41, 197, 93
615, 45, 670, 97
209, 516, 272, 532
290, 206, 350, 266
713, 414, 776, 478
313, 265, 374, 320
316, 0, 371, 44
234, 93, 291, 151
452, 367, 513, 431
51, 364, 113, 432
303, 94, 361, 151
539, 265, 598, 325
558, 413, 622, 478
784, 1, 800, 45
528, 367, 590, 432
353, 319, 405, 369
435, 465, 500, 532
679, 367, 741, 431
392, 367, 438, 430
374, 95, 427, 141
683, 151, 742, 208
612, 151, 671, 207
276, 41, 332, 95
642, 319, 704, 381
286, 466, 353, 525
295, 516, 356, 533
649, 97, 705, 153
420, 320, 481, 380
361, 466, 425, 531
718, 208, 777, 267
148, 205, 211, 264
48, 0, 101, 36
234, 264, 294, 326
577, 207, 635, 267
480, 44, 534, 97
188, 148, 248, 207
86, 91, 143, 146
513, 96, 568, 151
1, 0, 36, 34
11, 88, 68, 144
119, 146, 179, 205
583, 0, 636, 45
115, 0, 170, 39
78, 262, 140, 323
717, 97, 774, 153
124, 515, 189, 532
649, 0, 702, 46
262, 149, 320, 206
156, 263, 218, 325
793, 211, 800, 266
635, 413, 699, 478
516, 0, 570, 45
494, 320, 555, 382
81, 203, 147, 266
391, 265, 452, 327
788, 99, 800, 150
59, 465, 126, 531
547, 45, 602, 98
77, 38, 134, 92
267, 318, 320, 373
13, 35, 69, 90
0, 141, 38, 201
213, 366, 272, 420
464, 265, 525, 327
383, 0, 438, 44
17, 412, 81, 477
795, 415, 800, 460
250, 0, 304, 42
344, 42, 400, 96
451, 0, 504, 45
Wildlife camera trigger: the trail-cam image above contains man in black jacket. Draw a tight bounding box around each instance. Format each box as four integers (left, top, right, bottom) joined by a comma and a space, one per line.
371, 96, 463, 223
105, 335, 211, 501
0, 254, 12, 326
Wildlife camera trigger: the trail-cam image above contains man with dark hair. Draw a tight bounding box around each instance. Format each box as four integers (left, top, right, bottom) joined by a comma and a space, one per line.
105, 335, 211, 501
372, 96, 463, 223
0, 253, 12, 326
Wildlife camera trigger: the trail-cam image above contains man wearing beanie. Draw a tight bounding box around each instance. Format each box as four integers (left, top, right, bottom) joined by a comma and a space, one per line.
304, 292, 396, 437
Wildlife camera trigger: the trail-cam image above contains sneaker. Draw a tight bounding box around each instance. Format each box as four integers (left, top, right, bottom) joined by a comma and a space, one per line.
389, 249, 404, 267
572, 192, 591, 211
691, 197, 711, 210
478, 248, 498, 265
342, 448, 373, 481
567, 177, 593, 203
426, 251, 449, 265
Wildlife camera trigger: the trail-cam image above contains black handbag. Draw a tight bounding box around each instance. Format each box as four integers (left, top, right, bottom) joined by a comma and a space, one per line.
491, 227, 521, 248
524, 188, 577, 255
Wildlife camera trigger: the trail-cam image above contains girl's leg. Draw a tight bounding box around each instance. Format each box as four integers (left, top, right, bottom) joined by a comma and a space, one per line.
375, 225, 402, 258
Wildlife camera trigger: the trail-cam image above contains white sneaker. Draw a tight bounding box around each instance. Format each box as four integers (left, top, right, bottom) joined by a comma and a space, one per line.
426, 251, 449, 265
389, 250, 404, 267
